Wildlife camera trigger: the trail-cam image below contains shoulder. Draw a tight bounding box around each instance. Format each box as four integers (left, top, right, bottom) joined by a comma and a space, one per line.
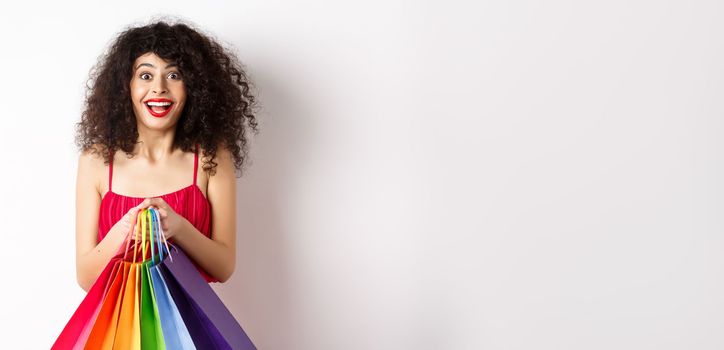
205, 144, 237, 214
79, 143, 108, 158
78, 144, 108, 169
200, 144, 234, 177
214, 144, 234, 165
77, 144, 108, 195
205, 144, 236, 191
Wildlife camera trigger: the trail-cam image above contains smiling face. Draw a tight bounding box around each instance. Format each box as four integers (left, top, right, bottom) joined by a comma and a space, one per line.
130, 52, 186, 130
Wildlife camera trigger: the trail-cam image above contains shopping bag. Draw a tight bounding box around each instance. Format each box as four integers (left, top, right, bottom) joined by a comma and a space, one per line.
80, 208, 148, 349
140, 261, 166, 349
162, 245, 257, 349
56, 206, 257, 349
148, 207, 196, 349
51, 257, 120, 349
112, 262, 141, 349
84, 261, 130, 349
123, 210, 166, 349
150, 265, 196, 349
73, 260, 121, 350
125, 208, 169, 349
160, 261, 228, 348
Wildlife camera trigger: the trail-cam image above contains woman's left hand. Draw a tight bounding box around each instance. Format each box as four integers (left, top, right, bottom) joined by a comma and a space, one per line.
137, 198, 187, 241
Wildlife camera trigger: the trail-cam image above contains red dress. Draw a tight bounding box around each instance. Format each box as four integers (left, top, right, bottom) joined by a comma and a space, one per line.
97, 144, 219, 283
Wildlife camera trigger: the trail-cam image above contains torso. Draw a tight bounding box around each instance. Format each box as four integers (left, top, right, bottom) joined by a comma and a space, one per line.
93, 145, 218, 283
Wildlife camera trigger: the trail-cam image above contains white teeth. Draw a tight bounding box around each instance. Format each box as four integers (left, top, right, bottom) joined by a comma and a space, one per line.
146, 101, 172, 106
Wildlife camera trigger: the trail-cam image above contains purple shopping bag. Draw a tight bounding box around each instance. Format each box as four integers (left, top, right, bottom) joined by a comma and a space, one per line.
161, 245, 257, 350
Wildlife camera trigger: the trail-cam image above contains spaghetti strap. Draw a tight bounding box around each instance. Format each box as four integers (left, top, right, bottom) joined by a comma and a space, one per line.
108, 148, 113, 192
193, 143, 199, 186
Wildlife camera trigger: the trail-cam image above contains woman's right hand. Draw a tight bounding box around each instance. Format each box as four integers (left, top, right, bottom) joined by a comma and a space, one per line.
113, 204, 145, 242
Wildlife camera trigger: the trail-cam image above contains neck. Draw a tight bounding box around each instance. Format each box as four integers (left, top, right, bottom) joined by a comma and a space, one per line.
134, 127, 177, 162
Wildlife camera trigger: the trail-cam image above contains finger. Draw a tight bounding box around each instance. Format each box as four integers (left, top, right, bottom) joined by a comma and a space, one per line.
126, 208, 142, 225
134, 198, 152, 210
151, 198, 172, 211
136, 201, 148, 210
128, 206, 142, 218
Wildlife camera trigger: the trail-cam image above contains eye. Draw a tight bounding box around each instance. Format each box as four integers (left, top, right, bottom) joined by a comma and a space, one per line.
168, 72, 181, 80
140, 72, 152, 80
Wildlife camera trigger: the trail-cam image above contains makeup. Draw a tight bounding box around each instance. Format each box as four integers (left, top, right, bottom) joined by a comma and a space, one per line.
144, 98, 174, 118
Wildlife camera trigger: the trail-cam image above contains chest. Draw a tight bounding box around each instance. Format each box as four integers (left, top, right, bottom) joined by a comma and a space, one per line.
99, 152, 208, 200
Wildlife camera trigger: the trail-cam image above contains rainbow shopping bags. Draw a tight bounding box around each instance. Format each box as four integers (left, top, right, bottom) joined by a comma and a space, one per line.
53, 207, 256, 349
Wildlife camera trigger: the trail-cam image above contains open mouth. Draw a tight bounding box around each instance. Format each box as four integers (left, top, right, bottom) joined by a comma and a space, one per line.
144, 99, 174, 118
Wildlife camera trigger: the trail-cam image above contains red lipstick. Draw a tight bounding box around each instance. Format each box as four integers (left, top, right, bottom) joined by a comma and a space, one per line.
144, 98, 174, 118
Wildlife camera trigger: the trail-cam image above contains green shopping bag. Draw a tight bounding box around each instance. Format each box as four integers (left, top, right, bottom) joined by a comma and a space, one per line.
139, 209, 166, 349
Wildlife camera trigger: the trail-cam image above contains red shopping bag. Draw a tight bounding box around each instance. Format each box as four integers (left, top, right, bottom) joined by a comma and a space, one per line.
53, 207, 143, 349
84, 261, 130, 349
51, 258, 120, 349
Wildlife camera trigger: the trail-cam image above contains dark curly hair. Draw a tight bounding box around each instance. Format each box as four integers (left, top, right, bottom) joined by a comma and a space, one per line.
75, 19, 260, 177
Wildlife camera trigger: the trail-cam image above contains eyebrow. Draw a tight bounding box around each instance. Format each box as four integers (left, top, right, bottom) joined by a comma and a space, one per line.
135, 62, 178, 70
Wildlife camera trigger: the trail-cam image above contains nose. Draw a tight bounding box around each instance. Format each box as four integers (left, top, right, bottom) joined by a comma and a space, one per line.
152, 78, 168, 94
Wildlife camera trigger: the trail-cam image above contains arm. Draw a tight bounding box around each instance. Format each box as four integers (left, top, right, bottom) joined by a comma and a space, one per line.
74, 149, 132, 292
171, 146, 237, 282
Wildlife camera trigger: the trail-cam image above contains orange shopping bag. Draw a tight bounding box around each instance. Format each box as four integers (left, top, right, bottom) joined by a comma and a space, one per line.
84, 209, 147, 349
112, 262, 141, 349
84, 261, 128, 349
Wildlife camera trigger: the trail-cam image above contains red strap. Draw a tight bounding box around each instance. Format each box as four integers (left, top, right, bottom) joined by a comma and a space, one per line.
193, 143, 199, 186
108, 147, 113, 192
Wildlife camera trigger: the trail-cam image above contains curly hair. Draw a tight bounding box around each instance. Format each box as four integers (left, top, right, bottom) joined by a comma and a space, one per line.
75, 19, 260, 177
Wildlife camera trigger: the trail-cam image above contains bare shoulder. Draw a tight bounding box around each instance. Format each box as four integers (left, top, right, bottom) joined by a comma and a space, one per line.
205, 144, 236, 199
77, 144, 107, 196
200, 144, 234, 178
215, 144, 234, 168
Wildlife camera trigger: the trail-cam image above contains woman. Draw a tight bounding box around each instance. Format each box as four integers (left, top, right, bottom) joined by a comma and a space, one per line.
74, 20, 259, 292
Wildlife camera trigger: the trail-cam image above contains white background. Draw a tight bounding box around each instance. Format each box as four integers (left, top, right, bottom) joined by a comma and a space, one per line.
0, 1, 722, 349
